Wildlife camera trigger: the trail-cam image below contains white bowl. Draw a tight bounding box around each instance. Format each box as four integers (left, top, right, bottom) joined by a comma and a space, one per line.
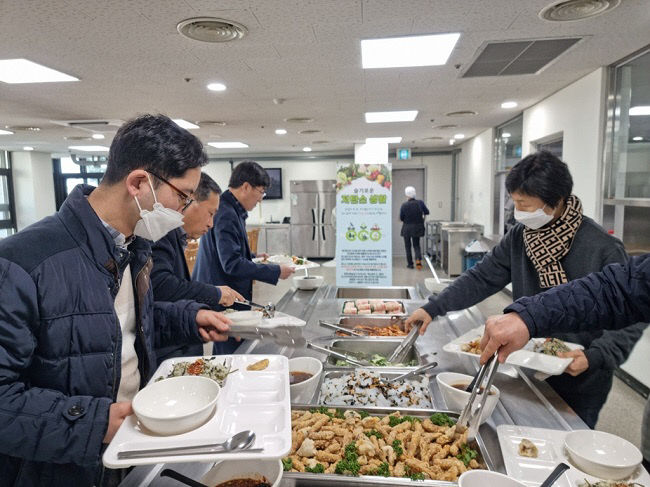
201, 459, 283, 487
425, 278, 451, 294
133, 376, 219, 435
564, 429, 642, 480
436, 372, 500, 424
293, 275, 324, 290
288, 356, 323, 404
459, 470, 526, 487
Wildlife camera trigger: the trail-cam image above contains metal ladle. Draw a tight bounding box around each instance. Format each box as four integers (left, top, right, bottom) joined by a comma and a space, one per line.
117, 430, 259, 460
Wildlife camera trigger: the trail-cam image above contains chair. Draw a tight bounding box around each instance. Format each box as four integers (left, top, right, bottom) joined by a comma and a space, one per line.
184, 239, 199, 276
247, 228, 260, 255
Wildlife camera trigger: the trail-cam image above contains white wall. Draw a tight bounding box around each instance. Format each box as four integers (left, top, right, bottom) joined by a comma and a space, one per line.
456, 129, 495, 234
203, 154, 454, 224
11, 151, 56, 231
522, 68, 606, 220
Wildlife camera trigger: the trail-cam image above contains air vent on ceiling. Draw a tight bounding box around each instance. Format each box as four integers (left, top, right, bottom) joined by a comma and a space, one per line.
434, 124, 458, 129
52, 119, 123, 133
199, 120, 227, 127
64, 136, 93, 141
311, 140, 329, 144
424, 136, 444, 140
285, 117, 314, 123
540, 0, 620, 21
298, 129, 321, 135
177, 18, 247, 43
445, 111, 477, 117
462, 37, 582, 77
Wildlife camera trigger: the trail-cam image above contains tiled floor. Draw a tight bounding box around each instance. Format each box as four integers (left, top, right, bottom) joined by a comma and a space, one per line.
253, 257, 647, 449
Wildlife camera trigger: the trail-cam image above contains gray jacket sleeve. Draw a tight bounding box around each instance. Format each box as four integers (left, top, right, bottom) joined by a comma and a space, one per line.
421, 229, 513, 318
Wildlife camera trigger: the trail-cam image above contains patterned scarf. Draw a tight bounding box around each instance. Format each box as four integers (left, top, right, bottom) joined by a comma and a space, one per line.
523, 194, 583, 289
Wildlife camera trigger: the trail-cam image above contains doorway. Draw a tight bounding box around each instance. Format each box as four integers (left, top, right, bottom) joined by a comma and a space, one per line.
392, 167, 426, 256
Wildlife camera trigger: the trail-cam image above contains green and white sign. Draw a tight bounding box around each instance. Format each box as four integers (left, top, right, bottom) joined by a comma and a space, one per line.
335, 161, 392, 286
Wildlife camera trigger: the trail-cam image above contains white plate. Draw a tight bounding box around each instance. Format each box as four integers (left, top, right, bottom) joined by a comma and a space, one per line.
102, 354, 291, 468
253, 255, 320, 270
443, 326, 584, 376
497, 425, 650, 487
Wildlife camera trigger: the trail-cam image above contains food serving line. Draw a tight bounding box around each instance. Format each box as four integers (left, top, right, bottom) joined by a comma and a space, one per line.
119, 284, 624, 487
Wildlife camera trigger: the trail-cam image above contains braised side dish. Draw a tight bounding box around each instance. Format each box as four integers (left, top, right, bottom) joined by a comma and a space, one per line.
534, 337, 571, 356
156, 357, 235, 386
284, 409, 483, 481
518, 438, 538, 458
461, 338, 482, 355
578, 481, 645, 487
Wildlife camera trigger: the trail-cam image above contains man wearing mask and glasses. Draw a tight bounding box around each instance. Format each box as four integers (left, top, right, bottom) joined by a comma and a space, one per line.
0, 114, 232, 486
193, 161, 295, 353
405, 151, 646, 429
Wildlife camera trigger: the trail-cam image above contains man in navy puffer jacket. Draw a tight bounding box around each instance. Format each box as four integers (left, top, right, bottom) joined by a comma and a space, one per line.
0, 114, 232, 486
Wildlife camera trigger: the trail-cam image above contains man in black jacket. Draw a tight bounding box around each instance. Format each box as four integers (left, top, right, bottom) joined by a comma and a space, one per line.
479, 254, 650, 470
152, 172, 244, 364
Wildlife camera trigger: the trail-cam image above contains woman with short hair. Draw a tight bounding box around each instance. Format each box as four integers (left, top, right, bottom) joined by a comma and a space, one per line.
406, 150, 646, 428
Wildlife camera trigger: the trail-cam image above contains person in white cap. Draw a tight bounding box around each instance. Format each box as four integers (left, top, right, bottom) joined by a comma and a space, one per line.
399, 186, 429, 269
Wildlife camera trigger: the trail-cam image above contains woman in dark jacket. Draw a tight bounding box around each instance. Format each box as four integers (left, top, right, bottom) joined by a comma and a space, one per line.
400, 186, 429, 269
406, 151, 646, 428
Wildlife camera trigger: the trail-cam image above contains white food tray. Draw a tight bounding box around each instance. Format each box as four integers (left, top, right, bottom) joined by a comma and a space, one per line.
253, 255, 320, 270
497, 424, 650, 486
443, 326, 584, 376
102, 354, 291, 468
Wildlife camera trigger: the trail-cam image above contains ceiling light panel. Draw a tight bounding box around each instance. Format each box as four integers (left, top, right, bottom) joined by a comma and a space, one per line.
0, 129, 14, 135
362, 33, 460, 69
0, 59, 78, 83
365, 111, 418, 123
68, 145, 109, 151
208, 142, 248, 148
207, 82, 227, 91
630, 106, 650, 116
173, 119, 200, 129
366, 137, 403, 144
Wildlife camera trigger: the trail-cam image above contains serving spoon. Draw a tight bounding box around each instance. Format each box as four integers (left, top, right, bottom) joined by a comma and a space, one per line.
117, 430, 258, 460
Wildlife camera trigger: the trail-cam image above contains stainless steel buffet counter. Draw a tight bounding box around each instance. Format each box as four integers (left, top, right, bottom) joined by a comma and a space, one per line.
119, 284, 587, 487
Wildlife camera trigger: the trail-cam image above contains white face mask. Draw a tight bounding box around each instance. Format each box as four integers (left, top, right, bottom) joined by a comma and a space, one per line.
514, 205, 553, 230
133, 175, 185, 242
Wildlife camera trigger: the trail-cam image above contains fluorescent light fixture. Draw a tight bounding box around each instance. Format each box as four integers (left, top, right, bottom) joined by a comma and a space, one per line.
0, 58, 78, 83
173, 119, 200, 130
502, 132, 512, 138
302, 147, 312, 152
208, 142, 249, 149
91, 133, 105, 140
361, 33, 460, 69
453, 133, 465, 139
366, 136, 403, 144
501, 101, 518, 109
275, 128, 287, 135
630, 106, 650, 116
68, 145, 109, 152
23, 146, 34, 151
207, 82, 227, 92
632, 136, 643, 141
0, 129, 13, 135
365, 110, 418, 123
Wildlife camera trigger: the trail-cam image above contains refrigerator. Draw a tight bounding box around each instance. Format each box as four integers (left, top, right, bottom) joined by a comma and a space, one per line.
290, 180, 336, 258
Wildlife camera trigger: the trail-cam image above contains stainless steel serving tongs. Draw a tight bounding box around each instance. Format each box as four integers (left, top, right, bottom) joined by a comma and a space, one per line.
457, 353, 499, 440
387, 320, 423, 364
318, 320, 366, 336
234, 299, 276, 318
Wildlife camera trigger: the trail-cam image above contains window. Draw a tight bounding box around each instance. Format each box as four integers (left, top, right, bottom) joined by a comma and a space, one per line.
53, 156, 106, 209
603, 45, 650, 254
493, 115, 523, 235
0, 151, 17, 238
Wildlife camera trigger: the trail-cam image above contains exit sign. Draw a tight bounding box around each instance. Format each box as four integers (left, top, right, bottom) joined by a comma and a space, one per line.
396, 148, 411, 160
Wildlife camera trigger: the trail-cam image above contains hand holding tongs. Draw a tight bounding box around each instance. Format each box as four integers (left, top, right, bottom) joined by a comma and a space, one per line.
387, 320, 423, 363
386, 361, 438, 383
457, 353, 499, 441
234, 299, 276, 318
319, 320, 366, 336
